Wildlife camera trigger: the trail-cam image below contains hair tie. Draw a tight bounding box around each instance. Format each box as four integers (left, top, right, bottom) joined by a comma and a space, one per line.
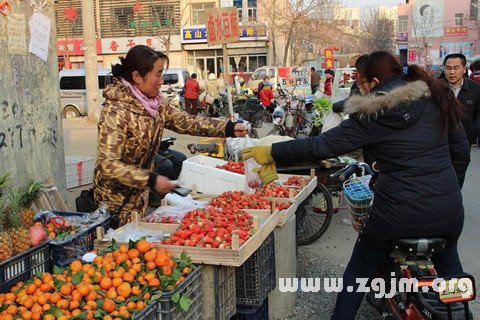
403, 66, 409, 75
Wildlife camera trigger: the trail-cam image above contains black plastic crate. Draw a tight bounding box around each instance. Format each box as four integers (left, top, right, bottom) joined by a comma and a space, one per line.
0, 241, 50, 293
233, 297, 269, 320
236, 232, 275, 307
215, 266, 237, 320
133, 301, 158, 320
44, 211, 110, 267
156, 265, 202, 320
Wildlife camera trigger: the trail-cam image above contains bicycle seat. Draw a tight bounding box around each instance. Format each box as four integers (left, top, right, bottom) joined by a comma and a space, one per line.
392, 238, 446, 254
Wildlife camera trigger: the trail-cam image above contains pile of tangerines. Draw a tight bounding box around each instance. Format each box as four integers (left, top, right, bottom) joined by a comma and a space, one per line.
0, 239, 194, 320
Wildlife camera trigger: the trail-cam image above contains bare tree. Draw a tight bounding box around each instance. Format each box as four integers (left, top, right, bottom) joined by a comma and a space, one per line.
258, 0, 286, 65
152, 0, 189, 56
360, 8, 395, 53
411, 4, 443, 63
280, 0, 334, 66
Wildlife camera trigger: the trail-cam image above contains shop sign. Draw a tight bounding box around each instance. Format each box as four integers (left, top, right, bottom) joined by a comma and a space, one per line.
57, 39, 102, 56
278, 66, 311, 96
182, 27, 208, 43
205, 7, 239, 46
324, 48, 334, 69
445, 27, 468, 36
100, 36, 160, 54
396, 32, 408, 42
408, 50, 416, 62
439, 41, 474, 58
181, 24, 267, 44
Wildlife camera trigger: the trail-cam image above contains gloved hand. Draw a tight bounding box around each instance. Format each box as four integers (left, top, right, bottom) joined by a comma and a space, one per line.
242, 146, 274, 165
253, 163, 278, 185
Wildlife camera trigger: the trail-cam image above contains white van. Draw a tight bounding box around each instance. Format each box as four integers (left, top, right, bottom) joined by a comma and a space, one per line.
246, 66, 278, 92
59, 68, 113, 119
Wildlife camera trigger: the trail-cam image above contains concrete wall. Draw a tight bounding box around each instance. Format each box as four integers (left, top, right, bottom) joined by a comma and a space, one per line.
0, 1, 66, 193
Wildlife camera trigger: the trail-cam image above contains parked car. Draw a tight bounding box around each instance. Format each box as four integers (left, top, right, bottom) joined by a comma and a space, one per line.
161, 68, 190, 108
59, 68, 112, 119
246, 66, 279, 92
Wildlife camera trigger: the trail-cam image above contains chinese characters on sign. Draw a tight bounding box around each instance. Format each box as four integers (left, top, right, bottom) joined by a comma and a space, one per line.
181, 25, 266, 43
277, 67, 311, 96
445, 27, 468, 37
408, 50, 416, 62
29, 11, 51, 61
396, 32, 408, 42
324, 48, 334, 69
182, 27, 207, 43
205, 7, 239, 46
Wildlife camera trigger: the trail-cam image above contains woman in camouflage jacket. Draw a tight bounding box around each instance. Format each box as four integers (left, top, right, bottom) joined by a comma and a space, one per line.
93, 45, 247, 226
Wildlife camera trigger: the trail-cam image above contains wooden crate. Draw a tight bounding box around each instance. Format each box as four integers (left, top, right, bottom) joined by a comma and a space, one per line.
97, 212, 280, 267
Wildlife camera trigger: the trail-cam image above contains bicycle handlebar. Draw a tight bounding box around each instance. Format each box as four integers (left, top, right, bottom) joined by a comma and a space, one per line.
330, 162, 375, 182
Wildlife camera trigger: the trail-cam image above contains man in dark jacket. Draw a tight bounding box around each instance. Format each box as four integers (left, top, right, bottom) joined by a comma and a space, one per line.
443, 53, 480, 185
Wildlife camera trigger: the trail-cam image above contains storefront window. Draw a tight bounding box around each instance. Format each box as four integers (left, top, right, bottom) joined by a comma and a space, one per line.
229, 55, 267, 73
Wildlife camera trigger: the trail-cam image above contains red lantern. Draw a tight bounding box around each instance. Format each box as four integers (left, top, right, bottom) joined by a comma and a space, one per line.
64, 7, 77, 22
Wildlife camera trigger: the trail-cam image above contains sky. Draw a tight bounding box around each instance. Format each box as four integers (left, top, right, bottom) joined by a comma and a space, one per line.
343, 0, 404, 7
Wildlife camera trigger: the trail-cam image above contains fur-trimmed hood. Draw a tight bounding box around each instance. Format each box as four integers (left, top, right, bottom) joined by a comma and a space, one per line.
344, 80, 430, 129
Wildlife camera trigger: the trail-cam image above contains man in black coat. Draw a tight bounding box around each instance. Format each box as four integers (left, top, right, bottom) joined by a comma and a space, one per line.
442, 53, 480, 187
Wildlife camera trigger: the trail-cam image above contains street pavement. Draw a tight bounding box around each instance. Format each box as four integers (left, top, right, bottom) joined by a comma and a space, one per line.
62, 117, 480, 319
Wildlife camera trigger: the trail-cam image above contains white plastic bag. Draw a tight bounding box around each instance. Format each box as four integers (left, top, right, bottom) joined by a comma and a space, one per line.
321, 109, 344, 133
243, 135, 263, 191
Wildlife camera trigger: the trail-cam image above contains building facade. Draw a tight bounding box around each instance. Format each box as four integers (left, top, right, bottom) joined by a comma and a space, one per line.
55, 0, 277, 80
396, 0, 480, 65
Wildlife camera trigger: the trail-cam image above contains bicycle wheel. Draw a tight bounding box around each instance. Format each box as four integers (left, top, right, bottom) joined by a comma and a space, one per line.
296, 182, 333, 246
267, 125, 285, 136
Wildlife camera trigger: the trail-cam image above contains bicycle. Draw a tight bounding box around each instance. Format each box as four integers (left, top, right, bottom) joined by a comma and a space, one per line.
233, 95, 264, 139
338, 161, 476, 320
277, 158, 350, 246
268, 91, 316, 138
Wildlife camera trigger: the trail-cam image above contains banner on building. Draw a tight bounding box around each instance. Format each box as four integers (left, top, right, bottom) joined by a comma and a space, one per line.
205, 7, 239, 46
445, 27, 468, 37
324, 48, 334, 69
412, 0, 445, 38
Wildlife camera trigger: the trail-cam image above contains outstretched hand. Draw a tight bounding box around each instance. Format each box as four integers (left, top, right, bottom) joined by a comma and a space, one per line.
241, 146, 274, 165
252, 163, 278, 185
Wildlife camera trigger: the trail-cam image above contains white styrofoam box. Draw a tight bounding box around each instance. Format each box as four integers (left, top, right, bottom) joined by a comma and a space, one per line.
65, 155, 95, 189
177, 155, 246, 195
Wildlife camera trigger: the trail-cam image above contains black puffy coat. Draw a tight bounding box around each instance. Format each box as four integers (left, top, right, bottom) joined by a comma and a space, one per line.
272, 78, 470, 241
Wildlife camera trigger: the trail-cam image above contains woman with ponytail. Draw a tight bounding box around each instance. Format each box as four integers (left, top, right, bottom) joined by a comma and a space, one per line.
241, 51, 470, 319
93, 45, 248, 227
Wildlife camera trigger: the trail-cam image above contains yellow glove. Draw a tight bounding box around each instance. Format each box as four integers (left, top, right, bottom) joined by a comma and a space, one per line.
253, 163, 278, 185
242, 146, 274, 165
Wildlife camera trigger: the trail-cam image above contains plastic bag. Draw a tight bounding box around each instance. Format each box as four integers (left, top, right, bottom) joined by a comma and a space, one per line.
272, 106, 285, 125
243, 135, 263, 191
142, 194, 207, 223
321, 109, 344, 133
104, 223, 168, 243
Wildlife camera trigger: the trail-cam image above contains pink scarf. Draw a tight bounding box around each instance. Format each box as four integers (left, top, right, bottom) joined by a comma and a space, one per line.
121, 78, 161, 117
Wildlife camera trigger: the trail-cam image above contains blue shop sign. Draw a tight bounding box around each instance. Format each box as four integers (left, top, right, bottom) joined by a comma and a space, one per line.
181, 25, 267, 43
182, 27, 207, 43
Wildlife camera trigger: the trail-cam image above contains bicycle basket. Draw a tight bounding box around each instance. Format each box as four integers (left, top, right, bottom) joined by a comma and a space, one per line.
342, 175, 374, 232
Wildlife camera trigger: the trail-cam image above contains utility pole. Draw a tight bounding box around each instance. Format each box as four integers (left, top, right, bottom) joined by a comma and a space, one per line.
82, 0, 100, 123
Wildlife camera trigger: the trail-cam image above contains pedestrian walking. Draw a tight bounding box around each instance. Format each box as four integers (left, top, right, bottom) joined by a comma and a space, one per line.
184, 73, 200, 115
